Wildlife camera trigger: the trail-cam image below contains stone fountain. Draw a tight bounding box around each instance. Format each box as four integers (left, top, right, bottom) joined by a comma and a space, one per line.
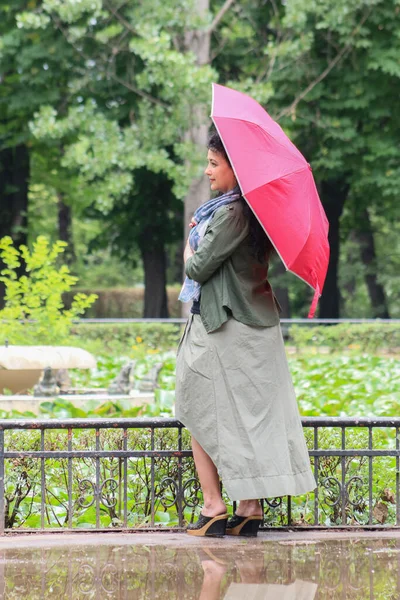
0, 344, 96, 394
0, 344, 162, 414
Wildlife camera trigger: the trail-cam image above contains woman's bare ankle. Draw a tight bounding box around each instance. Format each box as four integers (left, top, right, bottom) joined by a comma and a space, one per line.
236, 499, 262, 517
202, 498, 227, 518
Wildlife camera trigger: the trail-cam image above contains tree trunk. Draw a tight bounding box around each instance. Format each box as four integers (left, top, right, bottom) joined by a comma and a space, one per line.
181, 0, 211, 317
141, 245, 169, 318
355, 209, 390, 318
183, 155, 210, 242
172, 239, 184, 284
0, 144, 30, 307
318, 179, 348, 318
0, 145, 29, 243
184, 0, 211, 239
343, 230, 357, 298
57, 194, 75, 264
183, 1, 210, 234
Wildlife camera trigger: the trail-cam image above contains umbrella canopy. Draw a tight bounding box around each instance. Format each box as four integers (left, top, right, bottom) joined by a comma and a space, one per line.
211, 83, 329, 317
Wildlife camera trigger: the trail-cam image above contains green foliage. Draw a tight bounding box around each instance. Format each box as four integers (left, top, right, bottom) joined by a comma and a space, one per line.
1, 344, 398, 421
2, 0, 400, 318
69, 347, 177, 398
22, 1, 216, 202
291, 354, 399, 417
70, 322, 181, 355
64, 286, 181, 319
0, 235, 97, 344
213, 0, 400, 317
4, 425, 196, 530
2, 398, 398, 530
0, 341, 398, 530
289, 323, 400, 352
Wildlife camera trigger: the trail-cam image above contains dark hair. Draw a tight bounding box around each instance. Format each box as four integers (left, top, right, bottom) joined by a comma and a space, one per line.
207, 131, 229, 161
207, 131, 273, 263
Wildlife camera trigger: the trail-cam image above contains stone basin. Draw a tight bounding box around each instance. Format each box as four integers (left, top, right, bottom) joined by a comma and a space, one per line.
0, 346, 96, 394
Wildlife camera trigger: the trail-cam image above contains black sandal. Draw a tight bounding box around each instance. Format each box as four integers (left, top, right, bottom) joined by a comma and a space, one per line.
226, 514, 262, 537
187, 512, 229, 537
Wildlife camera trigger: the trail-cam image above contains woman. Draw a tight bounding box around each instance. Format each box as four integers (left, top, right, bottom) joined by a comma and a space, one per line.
175, 132, 316, 537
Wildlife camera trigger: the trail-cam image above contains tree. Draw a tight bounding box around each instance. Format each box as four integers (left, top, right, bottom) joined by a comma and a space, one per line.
16, 0, 217, 315
269, 0, 400, 316
0, 0, 79, 304
211, 0, 400, 317
87, 168, 181, 317
3, 0, 400, 318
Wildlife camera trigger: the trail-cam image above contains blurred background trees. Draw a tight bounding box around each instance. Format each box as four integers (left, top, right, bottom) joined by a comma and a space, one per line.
0, 0, 399, 318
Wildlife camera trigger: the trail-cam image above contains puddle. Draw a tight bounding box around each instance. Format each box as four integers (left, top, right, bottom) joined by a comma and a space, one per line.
0, 538, 399, 598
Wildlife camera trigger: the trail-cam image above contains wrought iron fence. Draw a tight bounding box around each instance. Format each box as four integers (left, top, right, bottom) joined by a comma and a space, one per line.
0, 416, 399, 534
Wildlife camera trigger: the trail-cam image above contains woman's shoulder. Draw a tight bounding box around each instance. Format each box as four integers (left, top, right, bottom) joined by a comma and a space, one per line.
212, 198, 246, 221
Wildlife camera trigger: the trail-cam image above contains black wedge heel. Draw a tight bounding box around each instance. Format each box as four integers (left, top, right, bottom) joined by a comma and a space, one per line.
226, 514, 262, 537
187, 513, 229, 537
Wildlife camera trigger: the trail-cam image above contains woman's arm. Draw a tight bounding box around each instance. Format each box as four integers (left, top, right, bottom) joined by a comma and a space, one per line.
185, 203, 249, 285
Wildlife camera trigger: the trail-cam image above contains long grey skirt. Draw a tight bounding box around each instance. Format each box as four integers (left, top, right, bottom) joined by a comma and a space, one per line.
175, 314, 316, 501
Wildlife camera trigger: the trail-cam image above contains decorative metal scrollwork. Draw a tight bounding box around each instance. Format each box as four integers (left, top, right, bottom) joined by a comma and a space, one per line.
100, 478, 118, 508
78, 479, 96, 508
158, 476, 202, 510
182, 477, 202, 508
77, 478, 118, 509
159, 477, 179, 509
101, 563, 119, 594
77, 563, 119, 595
264, 497, 283, 509
77, 564, 95, 594
320, 475, 367, 514
321, 476, 341, 507
346, 476, 365, 509
320, 558, 342, 591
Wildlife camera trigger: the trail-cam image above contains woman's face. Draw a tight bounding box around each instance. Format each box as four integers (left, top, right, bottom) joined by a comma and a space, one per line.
204, 149, 237, 194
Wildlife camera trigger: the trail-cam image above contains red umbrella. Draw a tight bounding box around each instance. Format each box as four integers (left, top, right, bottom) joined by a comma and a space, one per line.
211, 83, 329, 318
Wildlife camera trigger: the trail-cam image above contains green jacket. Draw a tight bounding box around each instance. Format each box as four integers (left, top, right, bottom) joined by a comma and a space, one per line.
185, 199, 281, 333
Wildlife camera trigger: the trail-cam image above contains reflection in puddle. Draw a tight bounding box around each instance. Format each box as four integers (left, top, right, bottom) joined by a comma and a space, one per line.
0, 538, 399, 598
224, 581, 318, 599
198, 547, 319, 600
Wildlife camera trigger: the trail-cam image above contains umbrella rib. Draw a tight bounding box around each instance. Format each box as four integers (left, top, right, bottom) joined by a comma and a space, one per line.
212, 115, 305, 166
244, 165, 311, 195
211, 85, 326, 300
241, 194, 316, 292
241, 191, 288, 268
211, 115, 308, 190
244, 167, 312, 259
212, 113, 316, 291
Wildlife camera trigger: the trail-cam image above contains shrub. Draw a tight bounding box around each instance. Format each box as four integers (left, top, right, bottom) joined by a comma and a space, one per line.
63, 286, 181, 318
289, 323, 400, 352
70, 322, 181, 354
0, 236, 97, 345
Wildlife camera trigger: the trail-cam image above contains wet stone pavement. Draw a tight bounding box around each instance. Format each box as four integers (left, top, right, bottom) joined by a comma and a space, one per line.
0, 531, 399, 599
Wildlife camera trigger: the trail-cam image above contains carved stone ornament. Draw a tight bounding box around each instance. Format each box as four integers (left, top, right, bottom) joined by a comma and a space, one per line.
138, 362, 163, 392
108, 361, 136, 395
33, 366, 60, 397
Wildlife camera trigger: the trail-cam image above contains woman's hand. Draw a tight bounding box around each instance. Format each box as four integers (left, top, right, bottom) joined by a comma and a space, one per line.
184, 238, 194, 263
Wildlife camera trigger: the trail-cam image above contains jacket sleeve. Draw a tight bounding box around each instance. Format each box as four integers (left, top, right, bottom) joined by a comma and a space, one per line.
185, 204, 249, 285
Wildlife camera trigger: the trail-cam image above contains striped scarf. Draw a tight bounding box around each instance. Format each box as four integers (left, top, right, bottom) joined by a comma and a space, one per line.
179, 186, 241, 303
